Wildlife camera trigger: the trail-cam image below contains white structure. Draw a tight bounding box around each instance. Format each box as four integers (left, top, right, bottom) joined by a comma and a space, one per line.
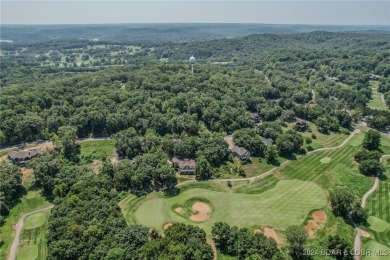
190, 55, 195, 74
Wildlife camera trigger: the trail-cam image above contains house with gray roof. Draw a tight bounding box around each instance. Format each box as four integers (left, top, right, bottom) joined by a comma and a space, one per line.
172, 157, 196, 175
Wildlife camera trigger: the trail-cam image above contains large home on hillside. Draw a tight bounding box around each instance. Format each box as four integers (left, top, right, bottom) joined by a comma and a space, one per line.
8, 149, 42, 165
229, 146, 251, 161
172, 157, 196, 175
295, 120, 308, 132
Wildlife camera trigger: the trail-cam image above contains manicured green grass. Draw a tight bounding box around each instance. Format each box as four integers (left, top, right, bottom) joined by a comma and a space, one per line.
0, 191, 51, 260
235, 175, 279, 194
366, 156, 390, 223
24, 213, 46, 230
363, 240, 390, 260
368, 216, 390, 233
280, 133, 373, 197
16, 244, 38, 260
18, 209, 50, 260
367, 81, 387, 111
129, 180, 327, 233
80, 140, 115, 160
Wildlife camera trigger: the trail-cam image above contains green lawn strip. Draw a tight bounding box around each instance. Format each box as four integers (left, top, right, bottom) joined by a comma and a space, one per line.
130, 180, 327, 234
235, 175, 279, 194
0, 191, 51, 260
16, 244, 38, 260
367, 81, 387, 111
368, 216, 390, 233
363, 240, 390, 260
80, 140, 115, 160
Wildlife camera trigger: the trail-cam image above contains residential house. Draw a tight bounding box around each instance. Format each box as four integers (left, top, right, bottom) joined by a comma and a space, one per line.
229, 146, 251, 161
172, 157, 196, 175
370, 74, 381, 81
8, 149, 42, 165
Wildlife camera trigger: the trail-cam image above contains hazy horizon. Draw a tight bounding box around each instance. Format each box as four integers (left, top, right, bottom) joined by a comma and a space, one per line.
1, 1, 389, 26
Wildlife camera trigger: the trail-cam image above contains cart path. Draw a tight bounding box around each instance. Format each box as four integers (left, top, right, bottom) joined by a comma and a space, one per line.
8, 205, 54, 260
353, 154, 390, 260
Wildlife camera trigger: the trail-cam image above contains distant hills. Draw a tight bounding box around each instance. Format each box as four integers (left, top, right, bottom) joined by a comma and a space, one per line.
1, 23, 389, 44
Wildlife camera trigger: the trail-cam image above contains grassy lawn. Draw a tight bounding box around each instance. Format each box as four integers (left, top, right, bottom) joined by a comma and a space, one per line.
367, 81, 387, 111
280, 132, 373, 197
127, 180, 327, 234
17, 209, 51, 260
0, 191, 51, 260
17, 244, 38, 260
366, 157, 390, 223
80, 140, 115, 160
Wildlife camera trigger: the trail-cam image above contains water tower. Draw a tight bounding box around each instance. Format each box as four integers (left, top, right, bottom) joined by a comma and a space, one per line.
189, 55, 195, 74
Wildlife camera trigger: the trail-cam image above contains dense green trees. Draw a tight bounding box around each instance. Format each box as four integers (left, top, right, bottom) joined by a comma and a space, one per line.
285, 225, 307, 259
114, 127, 142, 158
0, 163, 22, 221
358, 159, 384, 177
362, 130, 381, 151
330, 187, 355, 217
275, 130, 304, 156
212, 222, 281, 259
233, 128, 266, 156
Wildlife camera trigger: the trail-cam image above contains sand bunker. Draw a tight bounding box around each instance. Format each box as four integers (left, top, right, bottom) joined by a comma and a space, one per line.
305, 211, 326, 237
175, 207, 183, 213
189, 202, 211, 222
312, 211, 326, 222
264, 227, 283, 245
163, 223, 173, 230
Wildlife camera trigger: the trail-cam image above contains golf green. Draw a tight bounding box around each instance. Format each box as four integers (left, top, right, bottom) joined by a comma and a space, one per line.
24, 212, 46, 230
364, 240, 390, 260
132, 180, 327, 232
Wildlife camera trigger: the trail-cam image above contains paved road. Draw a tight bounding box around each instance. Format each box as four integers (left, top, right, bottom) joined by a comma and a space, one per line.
177, 129, 360, 187
8, 205, 54, 260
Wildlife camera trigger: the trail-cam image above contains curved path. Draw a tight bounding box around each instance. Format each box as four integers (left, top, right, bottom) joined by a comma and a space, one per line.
177, 129, 360, 187
8, 205, 54, 260
353, 154, 390, 260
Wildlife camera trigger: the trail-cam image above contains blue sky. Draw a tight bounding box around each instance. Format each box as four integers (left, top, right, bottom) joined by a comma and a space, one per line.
1, 1, 389, 25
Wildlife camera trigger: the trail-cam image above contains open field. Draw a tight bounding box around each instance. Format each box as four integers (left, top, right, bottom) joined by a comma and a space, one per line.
126, 180, 327, 233
17, 209, 51, 260
80, 140, 115, 160
367, 81, 387, 111
280, 133, 373, 197
0, 191, 51, 260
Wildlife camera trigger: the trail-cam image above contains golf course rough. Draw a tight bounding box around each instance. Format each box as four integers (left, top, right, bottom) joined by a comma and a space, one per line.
132, 180, 327, 233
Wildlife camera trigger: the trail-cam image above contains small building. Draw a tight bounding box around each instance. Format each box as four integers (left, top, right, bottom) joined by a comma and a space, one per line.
229, 146, 251, 161
8, 149, 42, 165
370, 74, 381, 81
361, 115, 374, 122
262, 138, 274, 146
250, 113, 262, 125
295, 120, 308, 132
172, 157, 196, 175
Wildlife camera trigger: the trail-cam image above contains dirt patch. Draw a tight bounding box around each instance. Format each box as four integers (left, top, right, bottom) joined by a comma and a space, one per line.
360, 229, 371, 238
254, 229, 262, 234
21, 168, 33, 183
264, 227, 283, 245
175, 207, 183, 213
189, 202, 211, 222
307, 220, 320, 230
163, 223, 173, 230
312, 211, 326, 222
